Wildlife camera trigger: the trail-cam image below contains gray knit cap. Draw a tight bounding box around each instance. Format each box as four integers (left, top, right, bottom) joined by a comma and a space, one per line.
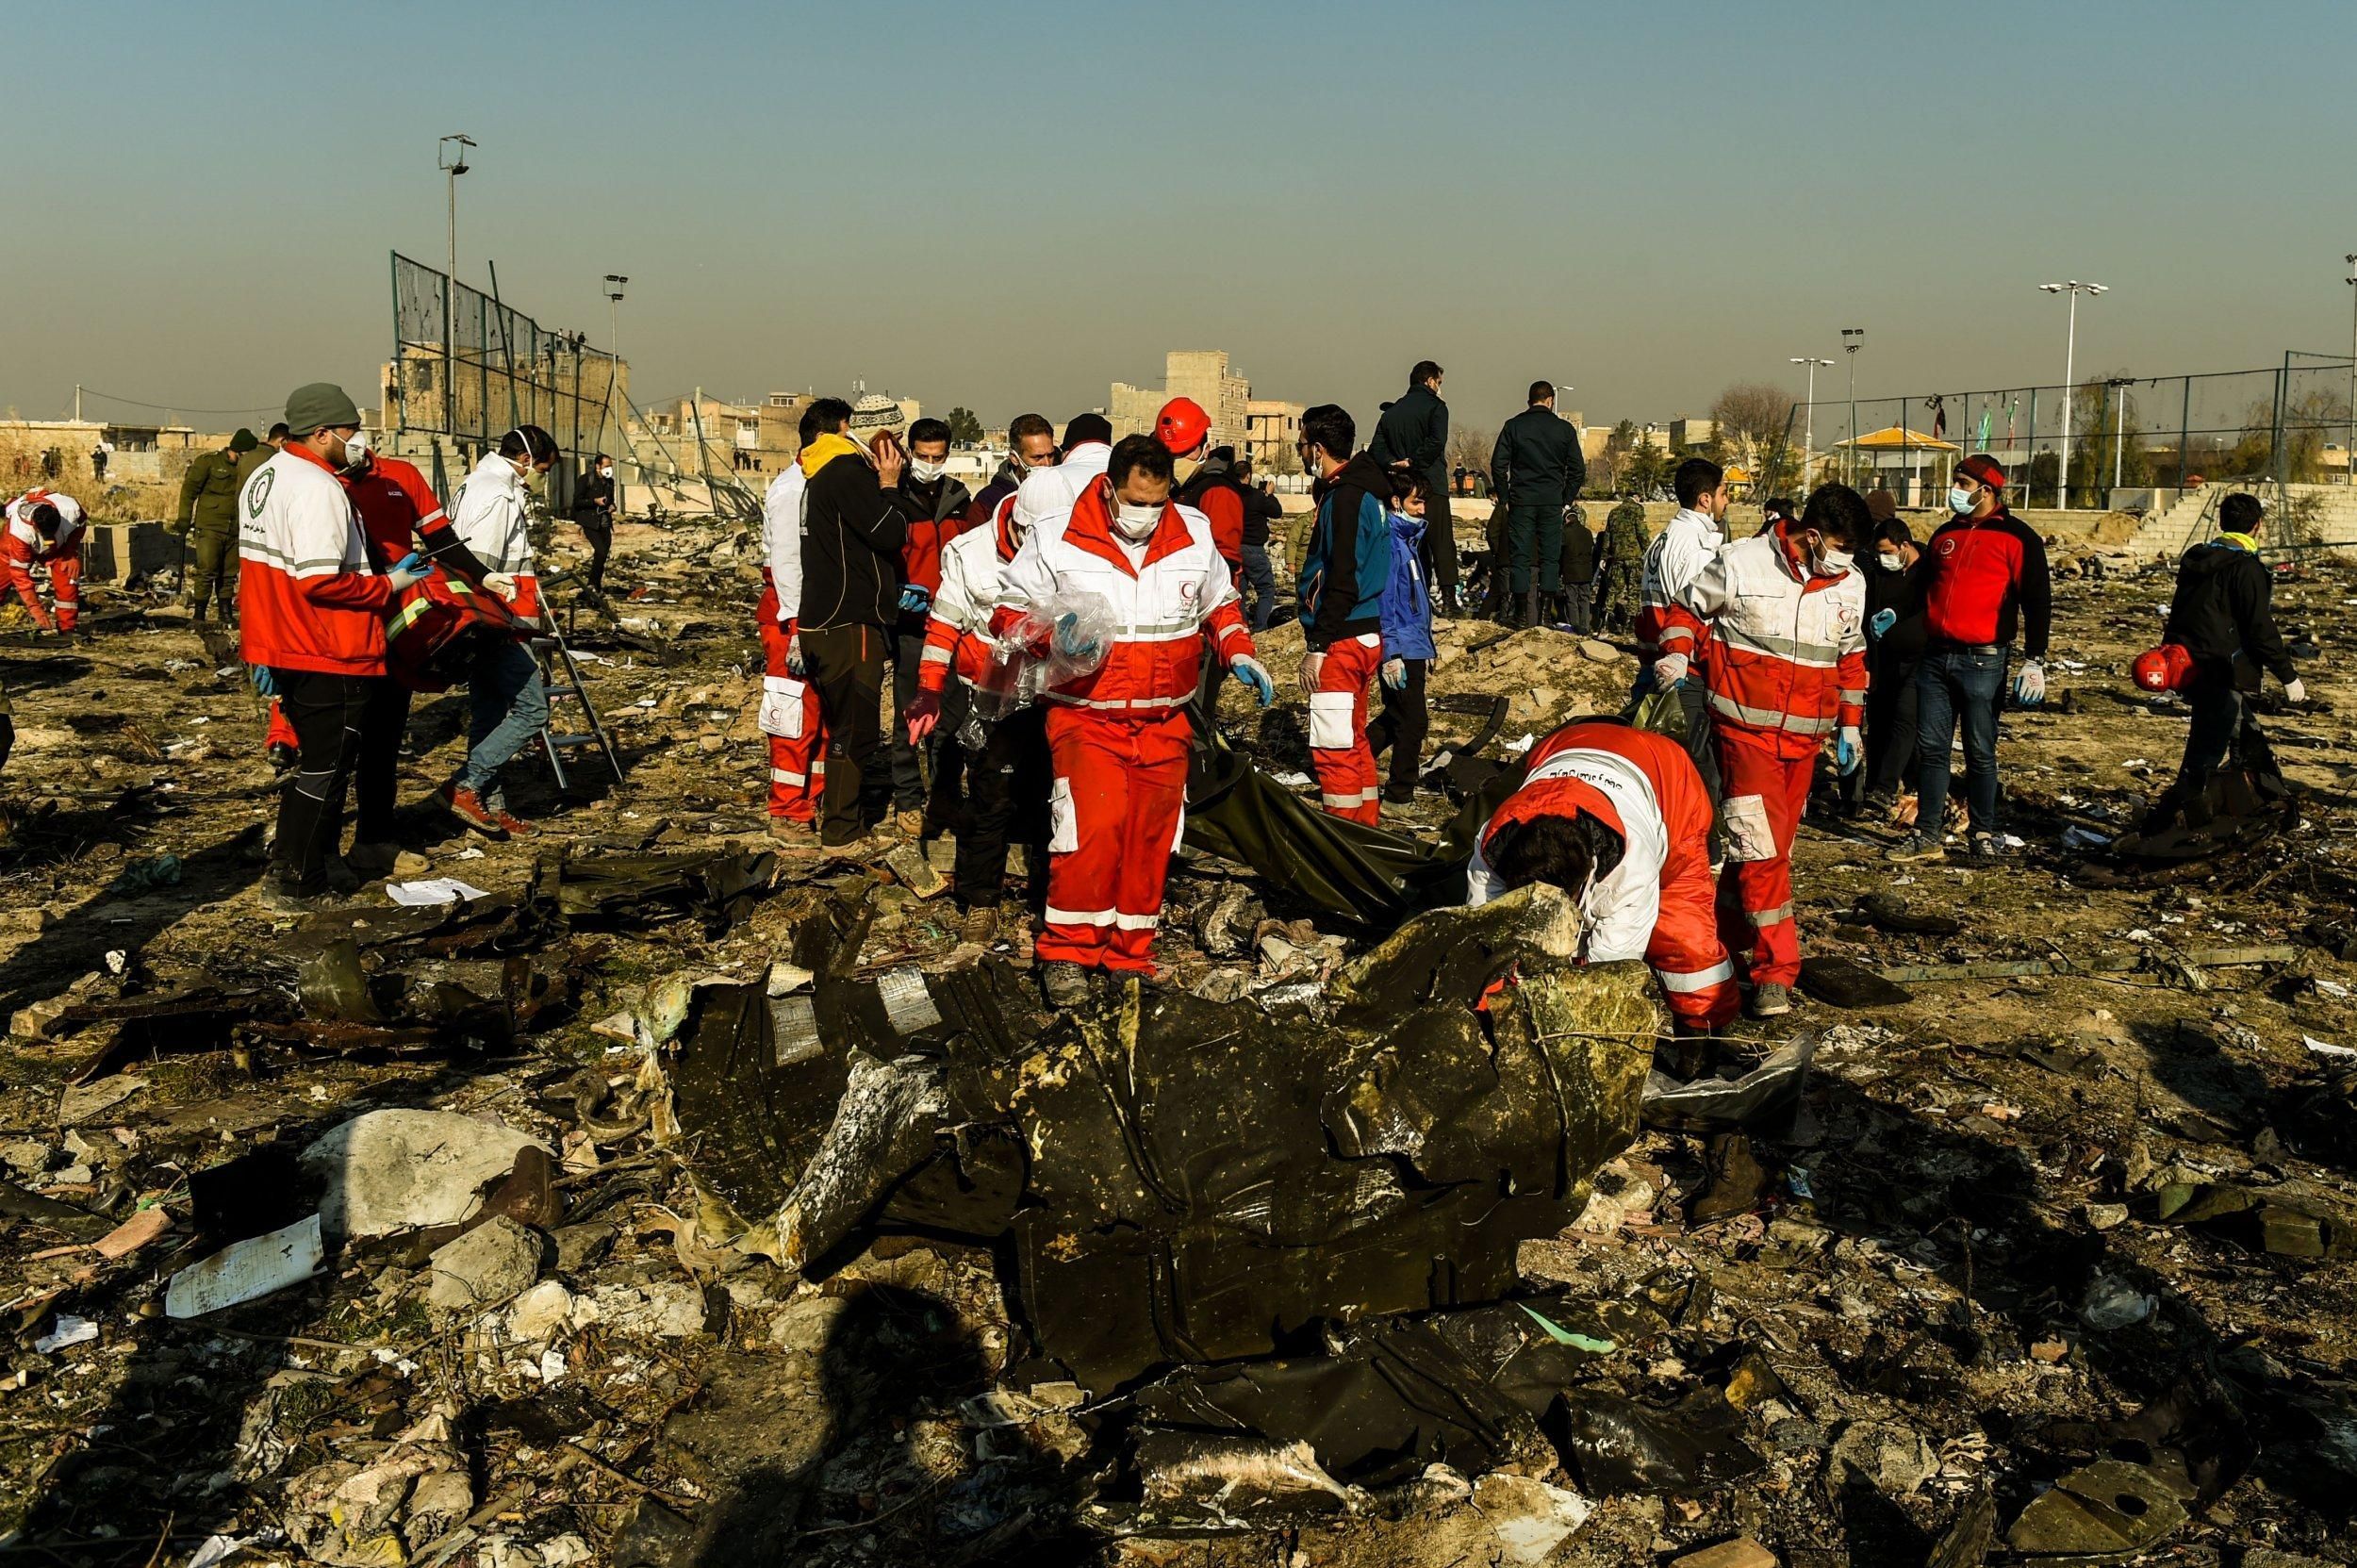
285, 383, 361, 437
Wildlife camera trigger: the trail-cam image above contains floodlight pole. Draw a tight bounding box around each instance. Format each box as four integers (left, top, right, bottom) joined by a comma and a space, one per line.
2345, 254, 2357, 485
1841, 330, 1864, 486
1791, 356, 1833, 487
437, 134, 474, 437
2106, 377, 2134, 493
2040, 280, 2106, 507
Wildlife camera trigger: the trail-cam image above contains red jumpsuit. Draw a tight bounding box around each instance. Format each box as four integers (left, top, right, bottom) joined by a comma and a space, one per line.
1667, 522, 1867, 989
1469, 720, 1739, 1031
758, 467, 826, 823
3, 490, 86, 632
991, 481, 1253, 974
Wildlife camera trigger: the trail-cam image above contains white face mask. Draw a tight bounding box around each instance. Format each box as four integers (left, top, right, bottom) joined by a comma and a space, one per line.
910, 458, 945, 483
1877, 551, 1904, 572
1818, 546, 1854, 575
1113, 501, 1161, 541
338, 429, 371, 470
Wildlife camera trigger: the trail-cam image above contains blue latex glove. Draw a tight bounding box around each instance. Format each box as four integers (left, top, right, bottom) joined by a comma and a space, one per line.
1230, 656, 1276, 707
249, 664, 278, 699
1835, 724, 1861, 775
1051, 612, 1101, 661
1869, 607, 1897, 638
898, 584, 931, 616
1380, 657, 1408, 690
391, 552, 426, 576
785, 633, 807, 677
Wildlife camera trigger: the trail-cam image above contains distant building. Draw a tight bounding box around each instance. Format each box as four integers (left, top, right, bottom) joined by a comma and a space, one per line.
1245, 400, 1305, 474
1668, 417, 1716, 451
1111, 350, 1252, 451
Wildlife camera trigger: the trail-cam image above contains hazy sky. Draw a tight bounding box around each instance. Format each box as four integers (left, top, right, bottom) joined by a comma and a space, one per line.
6, 0, 2354, 440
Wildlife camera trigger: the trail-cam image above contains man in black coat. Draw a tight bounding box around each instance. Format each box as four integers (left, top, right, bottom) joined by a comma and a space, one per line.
1557, 502, 1597, 632
2141, 492, 2304, 834
799, 397, 910, 849
1489, 381, 1587, 628
1856, 504, 1928, 812
570, 453, 618, 592
1370, 360, 1456, 611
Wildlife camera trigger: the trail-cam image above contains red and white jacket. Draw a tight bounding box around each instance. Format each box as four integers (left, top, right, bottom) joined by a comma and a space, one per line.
3, 489, 87, 628
919, 493, 1020, 695
237, 445, 391, 676
1636, 505, 1722, 664
990, 478, 1252, 717
1687, 521, 1867, 757
1468, 720, 1737, 1029
450, 451, 540, 618
761, 463, 807, 629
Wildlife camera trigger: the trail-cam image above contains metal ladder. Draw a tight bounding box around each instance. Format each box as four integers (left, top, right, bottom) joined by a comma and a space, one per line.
530, 603, 624, 792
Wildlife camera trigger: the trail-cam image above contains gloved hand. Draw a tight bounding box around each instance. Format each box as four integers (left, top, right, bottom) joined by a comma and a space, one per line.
1869, 608, 1897, 638
1836, 724, 1862, 775
392, 552, 426, 577
1231, 656, 1276, 707
2013, 659, 2046, 707
2284, 677, 2307, 704
898, 584, 931, 616
1298, 651, 1326, 691
387, 563, 430, 591
249, 664, 278, 699
1051, 612, 1101, 661
30, 616, 56, 637
164, 519, 188, 537
480, 570, 517, 598
905, 688, 941, 742
785, 633, 807, 677
1426, 586, 1446, 618
1381, 657, 1408, 690
1655, 652, 1690, 686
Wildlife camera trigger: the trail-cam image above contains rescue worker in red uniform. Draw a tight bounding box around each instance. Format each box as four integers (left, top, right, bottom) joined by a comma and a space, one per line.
1663, 482, 1871, 1018
3, 489, 87, 633
990, 435, 1274, 1006
1468, 719, 1739, 1036
1294, 404, 1393, 823
756, 403, 833, 837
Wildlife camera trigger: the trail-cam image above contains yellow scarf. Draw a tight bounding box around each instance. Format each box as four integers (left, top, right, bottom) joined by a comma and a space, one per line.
2217, 531, 2257, 553
798, 432, 862, 477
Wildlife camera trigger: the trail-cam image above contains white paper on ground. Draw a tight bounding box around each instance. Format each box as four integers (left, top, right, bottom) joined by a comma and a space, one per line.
386, 879, 492, 907
165, 1214, 324, 1318
34, 1314, 97, 1353
2305, 1035, 2357, 1060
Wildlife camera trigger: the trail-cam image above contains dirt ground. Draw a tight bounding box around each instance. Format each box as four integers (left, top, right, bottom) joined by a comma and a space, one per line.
2, 516, 2354, 1567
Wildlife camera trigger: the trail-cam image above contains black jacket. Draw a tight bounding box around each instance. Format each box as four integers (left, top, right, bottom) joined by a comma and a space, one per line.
800, 452, 910, 630
1241, 483, 1283, 548
1865, 556, 1929, 667
571, 470, 615, 523
1492, 405, 1586, 510
1369, 383, 1449, 485
1559, 505, 1596, 583
898, 472, 973, 527
2164, 541, 2294, 691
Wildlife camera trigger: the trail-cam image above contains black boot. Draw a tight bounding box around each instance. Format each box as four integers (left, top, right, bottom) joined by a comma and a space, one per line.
1522, 588, 1541, 631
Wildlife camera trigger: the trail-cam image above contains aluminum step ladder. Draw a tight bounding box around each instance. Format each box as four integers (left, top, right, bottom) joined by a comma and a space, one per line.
531, 610, 624, 792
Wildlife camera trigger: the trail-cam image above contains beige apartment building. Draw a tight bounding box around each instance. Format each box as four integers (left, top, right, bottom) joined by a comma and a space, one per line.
1111, 351, 1252, 452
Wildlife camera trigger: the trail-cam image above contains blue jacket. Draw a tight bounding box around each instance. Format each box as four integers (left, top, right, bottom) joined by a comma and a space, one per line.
1297, 451, 1393, 650
1378, 508, 1436, 661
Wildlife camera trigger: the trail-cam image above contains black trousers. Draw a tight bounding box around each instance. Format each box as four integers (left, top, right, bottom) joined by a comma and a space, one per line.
575, 518, 612, 591
955, 704, 1051, 911
1423, 487, 1458, 595
1364, 658, 1428, 788
2149, 679, 2277, 828
1858, 656, 1920, 801
888, 624, 969, 824
353, 682, 413, 845
803, 622, 888, 847
272, 669, 376, 894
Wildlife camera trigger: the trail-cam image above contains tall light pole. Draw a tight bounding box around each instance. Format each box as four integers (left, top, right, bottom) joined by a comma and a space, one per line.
2344, 254, 2356, 486
2105, 376, 2134, 495
2039, 280, 2106, 507
1791, 356, 1833, 489
437, 134, 474, 437
602, 274, 628, 365
1840, 329, 1864, 486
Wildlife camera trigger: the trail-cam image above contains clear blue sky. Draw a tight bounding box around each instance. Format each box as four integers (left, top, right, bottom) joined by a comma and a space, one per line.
4, 0, 2353, 439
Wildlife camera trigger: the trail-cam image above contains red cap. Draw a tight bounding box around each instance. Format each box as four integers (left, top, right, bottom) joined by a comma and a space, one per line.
1955, 454, 2006, 489
1155, 397, 1211, 455
2133, 644, 2194, 693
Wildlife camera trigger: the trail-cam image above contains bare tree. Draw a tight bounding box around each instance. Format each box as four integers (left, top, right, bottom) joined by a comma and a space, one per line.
1447, 424, 1492, 478
1708, 382, 1794, 493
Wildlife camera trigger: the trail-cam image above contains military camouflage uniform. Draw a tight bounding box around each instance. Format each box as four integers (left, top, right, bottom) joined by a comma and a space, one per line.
1594, 500, 1649, 631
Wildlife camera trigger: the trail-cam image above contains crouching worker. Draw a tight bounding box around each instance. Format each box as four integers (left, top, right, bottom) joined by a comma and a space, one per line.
3, 488, 88, 634
1468, 719, 1739, 1044
990, 435, 1275, 1007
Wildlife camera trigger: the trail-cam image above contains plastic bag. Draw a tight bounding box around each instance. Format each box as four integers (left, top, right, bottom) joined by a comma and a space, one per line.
1625, 684, 1688, 743
969, 589, 1117, 723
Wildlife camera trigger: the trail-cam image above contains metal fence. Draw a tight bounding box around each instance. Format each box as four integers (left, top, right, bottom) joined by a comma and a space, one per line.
1774, 355, 2357, 510
387, 251, 620, 463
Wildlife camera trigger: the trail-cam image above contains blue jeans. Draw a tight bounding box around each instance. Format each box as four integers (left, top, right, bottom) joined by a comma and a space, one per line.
459, 638, 550, 802
1913, 647, 2005, 834
1241, 542, 1278, 632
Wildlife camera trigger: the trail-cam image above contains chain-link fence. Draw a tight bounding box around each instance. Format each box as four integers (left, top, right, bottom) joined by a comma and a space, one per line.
387, 251, 621, 464
1775, 356, 2357, 510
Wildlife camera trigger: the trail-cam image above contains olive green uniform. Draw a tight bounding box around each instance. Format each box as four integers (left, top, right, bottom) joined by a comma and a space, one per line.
1595, 500, 1650, 631
175, 447, 247, 620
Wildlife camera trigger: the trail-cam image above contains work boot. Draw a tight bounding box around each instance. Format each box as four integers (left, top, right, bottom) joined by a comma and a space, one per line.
766, 815, 816, 844
1969, 832, 2004, 862
257, 876, 336, 915
958, 902, 999, 947
1522, 589, 1541, 632
1040, 961, 1092, 1011
894, 807, 925, 840
323, 857, 362, 896
1381, 781, 1417, 805
489, 802, 536, 838
346, 841, 401, 878
1746, 982, 1793, 1019
440, 784, 509, 840
267, 742, 299, 774
1884, 833, 1946, 863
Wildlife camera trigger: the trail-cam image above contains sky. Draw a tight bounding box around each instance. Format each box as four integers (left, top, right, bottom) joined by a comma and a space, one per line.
5, 0, 2355, 441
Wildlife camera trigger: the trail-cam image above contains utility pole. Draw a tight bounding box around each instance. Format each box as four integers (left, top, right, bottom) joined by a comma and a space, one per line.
2039, 280, 2106, 508
603, 274, 628, 367
2106, 376, 2134, 495
74, 384, 82, 422
1791, 356, 1833, 489
1840, 329, 1864, 487
2345, 254, 2356, 486
437, 135, 474, 439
